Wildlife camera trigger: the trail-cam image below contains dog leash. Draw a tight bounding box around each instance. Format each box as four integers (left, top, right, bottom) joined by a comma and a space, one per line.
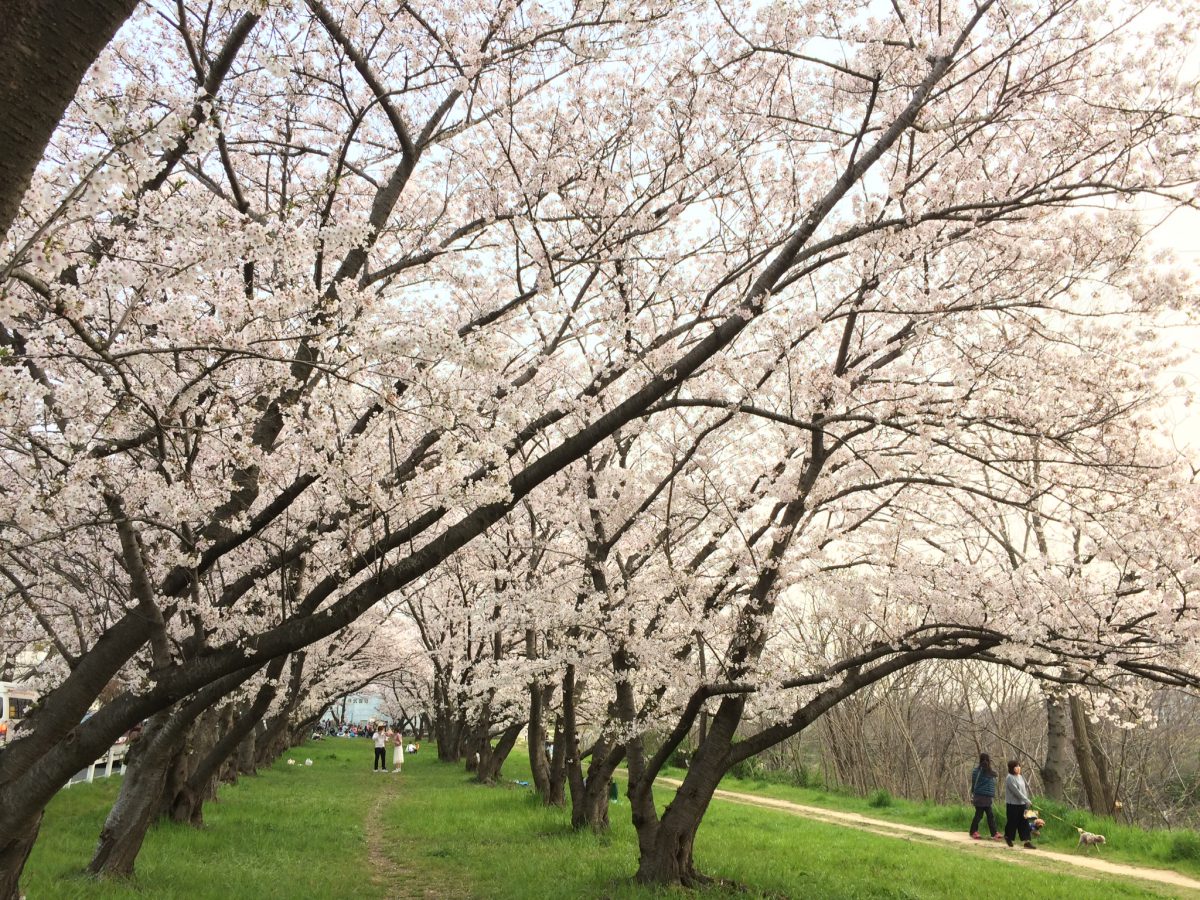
1033, 806, 1087, 834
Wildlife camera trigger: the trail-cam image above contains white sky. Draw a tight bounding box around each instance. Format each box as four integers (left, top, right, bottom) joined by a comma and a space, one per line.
1145, 205, 1200, 458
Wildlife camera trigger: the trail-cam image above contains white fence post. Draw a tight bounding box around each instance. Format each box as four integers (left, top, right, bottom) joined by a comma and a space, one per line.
59, 742, 127, 793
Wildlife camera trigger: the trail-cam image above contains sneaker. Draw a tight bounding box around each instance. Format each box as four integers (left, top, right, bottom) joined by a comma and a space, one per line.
992, 834, 1004, 841
1023, 842, 1036, 850
970, 832, 981, 840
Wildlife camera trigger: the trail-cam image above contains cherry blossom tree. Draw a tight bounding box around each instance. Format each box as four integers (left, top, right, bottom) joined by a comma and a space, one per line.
0, 0, 1198, 893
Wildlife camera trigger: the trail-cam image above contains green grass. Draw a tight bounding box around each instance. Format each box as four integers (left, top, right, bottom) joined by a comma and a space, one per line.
24, 742, 387, 899
381, 749, 1183, 898
660, 764, 1200, 881
23, 740, 1194, 899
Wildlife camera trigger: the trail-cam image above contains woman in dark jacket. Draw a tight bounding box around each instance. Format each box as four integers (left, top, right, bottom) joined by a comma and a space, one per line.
968, 753, 1003, 840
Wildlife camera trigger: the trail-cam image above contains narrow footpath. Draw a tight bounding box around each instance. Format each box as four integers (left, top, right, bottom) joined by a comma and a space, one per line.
653, 776, 1200, 896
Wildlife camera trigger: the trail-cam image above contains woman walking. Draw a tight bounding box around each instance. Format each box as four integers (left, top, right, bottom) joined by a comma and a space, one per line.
968, 753, 1003, 841
1003, 759, 1036, 849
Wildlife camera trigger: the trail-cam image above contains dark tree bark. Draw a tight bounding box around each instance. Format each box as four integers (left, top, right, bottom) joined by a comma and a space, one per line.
433, 673, 468, 763
159, 708, 213, 826
87, 667, 255, 877
0, 810, 41, 900
0, 0, 139, 241
1070, 694, 1116, 816
253, 711, 292, 769
475, 721, 525, 785
527, 630, 553, 799
234, 727, 258, 779
570, 736, 625, 833
561, 664, 586, 818
547, 715, 567, 807
464, 717, 485, 774
527, 698, 552, 798
633, 699, 740, 886
1042, 693, 1071, 802
169, 656, 289, 825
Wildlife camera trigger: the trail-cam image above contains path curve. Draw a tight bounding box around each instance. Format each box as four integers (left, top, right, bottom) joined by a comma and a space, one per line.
653, 776, 1200, 896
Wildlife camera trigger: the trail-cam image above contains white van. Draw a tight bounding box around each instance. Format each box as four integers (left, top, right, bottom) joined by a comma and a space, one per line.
0, 681, 37, 742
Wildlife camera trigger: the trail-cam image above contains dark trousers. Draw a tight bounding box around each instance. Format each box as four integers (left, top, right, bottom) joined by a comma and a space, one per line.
1005, 804, 1032, 843
373, 747, 386, 770
969, 803, 997, 835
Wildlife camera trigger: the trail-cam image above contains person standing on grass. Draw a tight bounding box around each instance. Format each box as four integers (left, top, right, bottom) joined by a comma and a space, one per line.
1003, 759, 1036, 849
373, 727, 388, 772
968, 752, 1003, 841
392, 730, 404, 774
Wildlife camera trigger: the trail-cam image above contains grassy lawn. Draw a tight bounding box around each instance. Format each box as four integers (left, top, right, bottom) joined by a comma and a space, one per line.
381, 749, 1185, 899
661, 765, 1200, 882
23, 741, 387, 899
23, 739, 1193, 899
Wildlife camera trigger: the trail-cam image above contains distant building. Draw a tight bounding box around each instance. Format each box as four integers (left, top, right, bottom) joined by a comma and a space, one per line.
324, 692, 386, 725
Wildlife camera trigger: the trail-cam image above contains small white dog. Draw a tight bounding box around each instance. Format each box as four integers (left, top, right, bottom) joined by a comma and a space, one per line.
1077, 828, 1106, 851
304, 758, 313, 766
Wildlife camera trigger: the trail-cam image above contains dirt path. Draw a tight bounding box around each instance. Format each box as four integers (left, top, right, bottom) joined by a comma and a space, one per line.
365, 772, 405, 893
365, 771, 468, 900
652, 776, 1200, 896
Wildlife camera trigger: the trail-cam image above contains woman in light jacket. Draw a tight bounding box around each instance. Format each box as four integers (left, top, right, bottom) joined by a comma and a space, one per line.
1003, 759, 1036, 849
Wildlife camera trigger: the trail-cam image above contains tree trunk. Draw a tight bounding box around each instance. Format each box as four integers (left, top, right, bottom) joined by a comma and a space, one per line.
170, 656, 288, 824
1042, 692, 1071, 802
569, 740, 624, 833
88, 710, 189, 876
527, 629, 553, 799
254, 711, 291, 769
571, 774, 612, 832
0, 0, 140, 240
633, 696, 744, 886
433, 678, 466, 762
235, 727, 258, 778
1069, 694, 1116, 816
436, 719, 464, 762
561, 665, 587, 820
476, 722, 524, 785
465, 722, 484, 774
0, 810, 42, 900
528, 698, 552, 796
158, 734, 191, 816
546, 715, 567, 807
163, 704, 222, 825
564, 679, 625, 832
636, 813, 705, 887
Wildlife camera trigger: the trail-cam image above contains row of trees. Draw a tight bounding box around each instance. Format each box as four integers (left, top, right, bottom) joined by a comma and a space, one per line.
1, 0, 1199, 893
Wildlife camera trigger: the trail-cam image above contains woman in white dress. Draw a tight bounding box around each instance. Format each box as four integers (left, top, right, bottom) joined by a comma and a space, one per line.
392, 731, 404, 773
